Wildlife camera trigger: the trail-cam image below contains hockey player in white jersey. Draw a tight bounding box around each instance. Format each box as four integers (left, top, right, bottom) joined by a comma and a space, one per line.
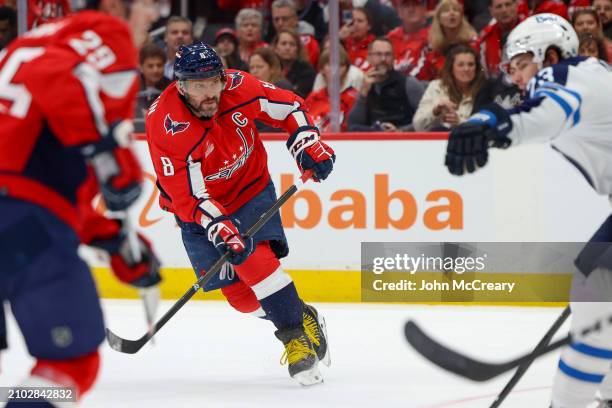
444, 13, 612, 408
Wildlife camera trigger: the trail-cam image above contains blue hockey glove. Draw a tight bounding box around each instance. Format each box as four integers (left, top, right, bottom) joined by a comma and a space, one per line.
445, 104, 513, 176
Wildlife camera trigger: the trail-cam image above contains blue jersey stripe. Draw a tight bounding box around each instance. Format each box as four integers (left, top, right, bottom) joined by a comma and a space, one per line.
533, 89, 573, 119
570, 343, 612, 359
558, 359, 605, 383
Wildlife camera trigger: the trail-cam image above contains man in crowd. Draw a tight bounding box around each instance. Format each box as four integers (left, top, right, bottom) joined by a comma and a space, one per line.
386, 0, 431, 80
348, 37, 425, 132
163, 15, 193, 79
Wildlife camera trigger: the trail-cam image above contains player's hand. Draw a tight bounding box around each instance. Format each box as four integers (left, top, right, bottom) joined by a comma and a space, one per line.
445, 122, 490, 176
206, 217, 254, 265
89, 224, 162, 288
445, 105, 513, 176
82, 120, 143, 211
287, 128, 335, 182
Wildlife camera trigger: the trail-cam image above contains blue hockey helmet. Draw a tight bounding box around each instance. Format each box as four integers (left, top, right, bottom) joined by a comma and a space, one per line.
174, 42, 226, 81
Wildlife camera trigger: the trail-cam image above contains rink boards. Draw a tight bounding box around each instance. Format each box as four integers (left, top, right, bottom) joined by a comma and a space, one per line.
85, 133, 611, 304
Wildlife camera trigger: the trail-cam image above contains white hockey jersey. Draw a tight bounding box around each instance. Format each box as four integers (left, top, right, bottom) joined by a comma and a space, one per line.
507, 56, 612, 195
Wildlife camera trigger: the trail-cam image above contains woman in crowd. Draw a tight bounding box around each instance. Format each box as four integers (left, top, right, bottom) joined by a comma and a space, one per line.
248, 47, 292, 90
273, 29, 316, 98
572, 6, 612, 62
413, 44, 485, 131
578, 31, 609, 60
339, 7, 376, 71
214, 27, 249, 71
236, 8, 268, 63
424, 0, 477, 79
305, 47, 359, 132
311, 39, 364, 93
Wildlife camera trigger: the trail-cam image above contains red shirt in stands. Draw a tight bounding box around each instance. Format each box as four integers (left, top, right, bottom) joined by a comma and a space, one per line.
518, 0, 569, 20
305, 86, 358, 132
476, 17, 524, 77
146, 70, 319, 224
343, 33, 375, 72
301, 33, 320, 68
0, 12, 139, 235
387, 26, 432, 80
28, 0, 72, 28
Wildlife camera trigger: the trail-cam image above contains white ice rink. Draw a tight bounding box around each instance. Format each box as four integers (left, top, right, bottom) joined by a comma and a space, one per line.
2, 301, 570, 407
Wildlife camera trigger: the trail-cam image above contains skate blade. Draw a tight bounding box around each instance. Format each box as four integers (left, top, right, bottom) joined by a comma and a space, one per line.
294, 365, 323, 386
319, 314, 331, 367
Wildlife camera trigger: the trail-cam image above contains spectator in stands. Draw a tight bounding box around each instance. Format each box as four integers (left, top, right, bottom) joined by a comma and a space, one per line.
135, 42, 172, 129
218, 0, 265, 12
593, 0, 612, 40
236, 8, 268, 63
270, 0, 320, 67
273, 29, 316, 98
249, 47, 293, 90
413, 44, 485, 131
311, 42, 364, 93
572, 6, 612, 60
335, 0, 401, 36
424, 0, 477, 79
569, 0, 591, 16
294, 0, 327, 42
477, 0, 523, 78
348, 37, 425, 132
387, 0, 432, 80
305, 47, 359, 132
163, 16, 193, 79
526, 0, 569, 20
340, 7, 376, 71
214, 27, 249, 71
0, 6, 16, 50
578, 31, 609, 60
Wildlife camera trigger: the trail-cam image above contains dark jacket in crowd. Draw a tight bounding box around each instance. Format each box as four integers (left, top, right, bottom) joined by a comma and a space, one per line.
348, 70, 425, 132
473, 76, 523, 113
285, 59, 316, 99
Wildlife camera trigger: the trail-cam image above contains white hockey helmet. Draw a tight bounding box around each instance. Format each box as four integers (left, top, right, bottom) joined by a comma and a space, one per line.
504, 13, 578, 67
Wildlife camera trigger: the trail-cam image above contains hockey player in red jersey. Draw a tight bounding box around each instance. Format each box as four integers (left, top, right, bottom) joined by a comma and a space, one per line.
0, 8, 161, 406
145, 42, 335, 385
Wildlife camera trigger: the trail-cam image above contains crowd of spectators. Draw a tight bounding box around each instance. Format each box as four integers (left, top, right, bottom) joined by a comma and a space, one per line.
3, 0, 612, 133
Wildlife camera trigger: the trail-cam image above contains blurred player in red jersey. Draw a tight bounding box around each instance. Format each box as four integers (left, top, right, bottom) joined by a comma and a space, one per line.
145, 42, 334, 386
0, 2, 162, 405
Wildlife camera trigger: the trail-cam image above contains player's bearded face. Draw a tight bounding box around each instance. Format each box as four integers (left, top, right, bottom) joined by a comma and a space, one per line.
180, 77, 224, 118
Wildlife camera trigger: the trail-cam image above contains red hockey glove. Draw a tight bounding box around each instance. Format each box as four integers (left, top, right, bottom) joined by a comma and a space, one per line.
206, 216, 254, 265
89, 221, 161, 288
81, 120, 143, 211
287, 127, 335, 181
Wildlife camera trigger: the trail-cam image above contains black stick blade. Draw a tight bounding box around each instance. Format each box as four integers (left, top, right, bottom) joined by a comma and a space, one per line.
106, 328, 148, 354
404, 320, 512, 381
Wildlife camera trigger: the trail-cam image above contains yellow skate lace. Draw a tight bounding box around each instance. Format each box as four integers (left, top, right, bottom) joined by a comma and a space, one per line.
280, 338, 316, 366
303, 312, 321, 347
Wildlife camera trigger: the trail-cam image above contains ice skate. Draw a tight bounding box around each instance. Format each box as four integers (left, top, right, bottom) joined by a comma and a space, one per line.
303, 303, 331, 367
275, 326, 323, 386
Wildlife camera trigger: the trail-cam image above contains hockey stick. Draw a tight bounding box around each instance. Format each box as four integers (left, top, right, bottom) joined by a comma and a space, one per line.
404, 307, 610, 382
489, 306, 570, 408
106, 171, 313, 354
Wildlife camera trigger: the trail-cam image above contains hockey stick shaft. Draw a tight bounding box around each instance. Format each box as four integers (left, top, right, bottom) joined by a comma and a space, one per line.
404, 303, 612, 382
489, 306, 570, 408
106, 171, 312, 354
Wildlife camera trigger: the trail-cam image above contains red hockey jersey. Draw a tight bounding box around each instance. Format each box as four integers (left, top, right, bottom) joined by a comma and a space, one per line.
0, 12, 139, 234
146, 70, 317, 225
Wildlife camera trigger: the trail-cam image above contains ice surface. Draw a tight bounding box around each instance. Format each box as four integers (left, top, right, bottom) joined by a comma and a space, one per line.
2, 301, 569, 407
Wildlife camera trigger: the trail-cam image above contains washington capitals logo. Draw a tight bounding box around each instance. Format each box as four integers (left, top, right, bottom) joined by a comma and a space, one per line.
227, 72, 244, 91
164, 114, 190, 136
